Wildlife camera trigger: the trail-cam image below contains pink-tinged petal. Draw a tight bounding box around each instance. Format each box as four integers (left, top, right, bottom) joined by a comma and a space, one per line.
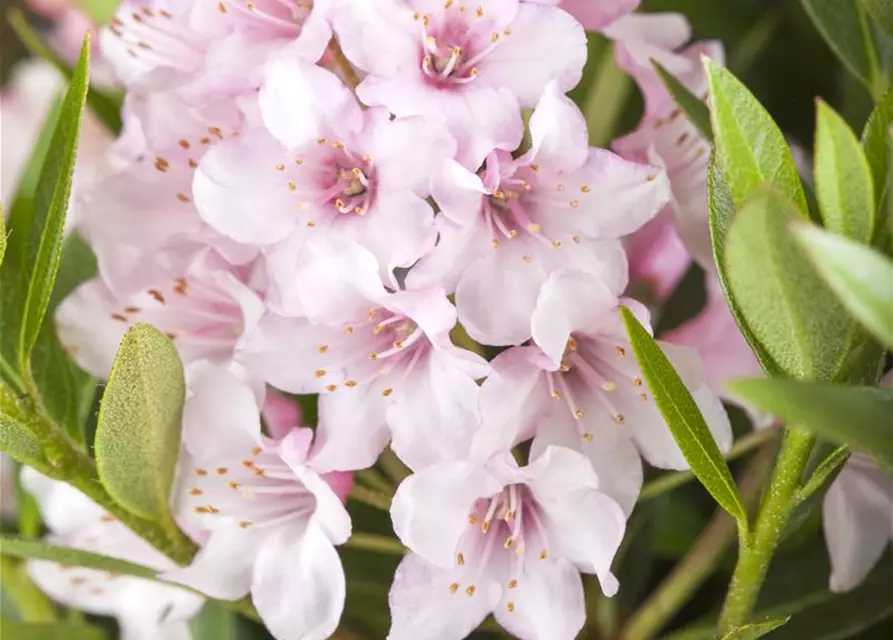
432, 159, 489, 226
386, 287, 458, 342
560, 237, 631, 299
252, 525, 346, 640
454, 87, 525, 170
823, 455, 893, 593
262, 389, 302, 441
475, 347, 552, 458
388, 348, 483, 471
162, 528, 257, 600
331, 0, 418, 76
477, 3, 587, 106
626, 209, 692, 305
260, 55, 361, 149
405, 215, 481, 293
193, 129, 297, 244
55, 278, 133, 378
285, 463, 353, 545
494, 557, 586, 640
560, 0, 640, 32
527, 81, 588, 173
564, 149, 671, 238
608, 12, 692, 74
322, 471, 354, 504
388, 553, 499, 640
391, 461, 503, 568
311, 385, 391, 473
276, 427, 315, 466
532, 270, 619, 368
114, 581, 203, 640
526, 446, 625, 591
182, 362, 262, 460
20, 468, 105, 535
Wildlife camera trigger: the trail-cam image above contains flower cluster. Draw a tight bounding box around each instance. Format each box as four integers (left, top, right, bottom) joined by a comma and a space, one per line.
23, 1, 760, 638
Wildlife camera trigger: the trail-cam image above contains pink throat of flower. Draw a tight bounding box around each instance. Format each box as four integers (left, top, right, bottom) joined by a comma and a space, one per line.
415, 9, 506, 86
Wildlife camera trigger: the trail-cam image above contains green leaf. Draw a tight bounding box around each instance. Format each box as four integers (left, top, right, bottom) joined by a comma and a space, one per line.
14, 39, 90, 382
652, 60, 713, 142
74, 0, 120, 25
8, 10, 123, 134
704, 59, 808, 214
0, 621, 105, 640
0, 382, 48, 470
620, 307, 748, 525
724, 188, 855, 380
814, 101, 875, 243
0, 208, 6, 269
728, 378, 893, 473
861, 0, 893, 35
722, 617, 791, 639
792, 223, 893, 348
0, 535, 158, 581
861, 88, 893, 241
95, 324, 186, 522
189, 603, 251, 640
707, 152, 783, 376
796, 446, 849, 503
800, 0, 886, 98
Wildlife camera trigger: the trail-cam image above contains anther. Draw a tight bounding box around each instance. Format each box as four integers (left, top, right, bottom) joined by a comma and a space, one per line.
465, 585, 476, 596
449, 582, 459, 594
457, 553, 465, 566
216, 467, 228, 475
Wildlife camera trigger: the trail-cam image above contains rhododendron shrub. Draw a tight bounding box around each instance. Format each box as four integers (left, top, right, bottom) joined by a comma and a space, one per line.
1, 1, 891, 639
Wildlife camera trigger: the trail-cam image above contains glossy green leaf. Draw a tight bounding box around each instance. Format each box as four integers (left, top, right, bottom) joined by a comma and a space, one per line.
620, 307, 748, 525
95, 324, 185, 522
814, 101, 875, 243
796, 446, 849, 504
800, 0, 885, 98
722, 617, 790, 639
704, 59, 808, 214
652, 60, 713, 142
724, 188, 855, 380
0, 621, 105, 640
8, 10, 122, 133
707, 152, 783, 376
0, 536, 158, 581
861, 0, 893, 34
792, 223, 893, 348
15, 39, 90, 381
729, 378, 893, 473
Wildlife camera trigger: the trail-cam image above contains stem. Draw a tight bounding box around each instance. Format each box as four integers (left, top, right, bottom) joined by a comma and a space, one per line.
355, 468, 394, 495
348, 485, 392, 512
639, 427, 778, 502
718, 428, 815, 631
343, 532, 406, 556
621, 442, 775, 640
583, 36, 633, 147
326, 37, 361, 90
378, 449, 410, 486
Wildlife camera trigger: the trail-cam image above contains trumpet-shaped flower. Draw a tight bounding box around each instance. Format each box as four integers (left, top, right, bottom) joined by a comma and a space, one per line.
164, 362, 353, 640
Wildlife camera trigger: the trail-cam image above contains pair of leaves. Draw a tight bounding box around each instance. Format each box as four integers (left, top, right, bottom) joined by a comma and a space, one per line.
730, 379, 893, 474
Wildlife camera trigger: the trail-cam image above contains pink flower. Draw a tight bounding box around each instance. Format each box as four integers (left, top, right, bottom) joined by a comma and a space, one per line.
241, 242, 489, 471
164, 362, 352, 640
529, 0, 640, 32
611, 13, 725, 269
194, 58, 455, 284
332, 0, 586, 168
625, 209, 691, 305
477, 271, 732, 515
662, 275, 769, 427
409, 83, 671, 346
389, 445, 625, 639
22, 469, 203, 639
56, 248, 265, 378
822, 452, 893, 593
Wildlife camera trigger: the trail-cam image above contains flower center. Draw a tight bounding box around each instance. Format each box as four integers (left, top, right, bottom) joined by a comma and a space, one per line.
415, 7, 505, 86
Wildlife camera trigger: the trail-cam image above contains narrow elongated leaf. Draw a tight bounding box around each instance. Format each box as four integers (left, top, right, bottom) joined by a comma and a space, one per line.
729, 379, 893, 473
620, 307, 747, 524
800, 0, 885, 97
724, 188, 855, 380
652, 61, 713, 142
0, 621, 105, 640
861, 0, 893, 34
814, 101, 875, 243
0, 535, 158, 580
707, 152, 782, 375
16, 39, 90, 378
796, 446, 849, 503
722, 617, 790, 639
704, 59, 808, 214
861, 88, 893, 241
95, 324, 185, 522
792, 223, 893, 348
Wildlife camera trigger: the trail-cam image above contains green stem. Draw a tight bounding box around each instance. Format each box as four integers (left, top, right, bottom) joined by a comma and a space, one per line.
718, 428, 815, 632
343, 532, 406, 556
378, 449, 410, 486
348, 485, 392, 512
621, 443, 774, 640
583, 37, 632, 147
639, 427, 778, 502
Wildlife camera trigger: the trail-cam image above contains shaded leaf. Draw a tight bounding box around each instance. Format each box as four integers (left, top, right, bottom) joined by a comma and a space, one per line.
814, 100, 875, 243
728, 378, 893, 473
722, 617, 790, 639
861, 0, 893, 35
704, 59, 808, 214
0, 208, 6, 268
653, 60, 713, 141
724, 188, 855, 380
861, 87, 893, 243
792, 223, 893, 349
95, 324, 185, 522
620, 307, 747, 525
